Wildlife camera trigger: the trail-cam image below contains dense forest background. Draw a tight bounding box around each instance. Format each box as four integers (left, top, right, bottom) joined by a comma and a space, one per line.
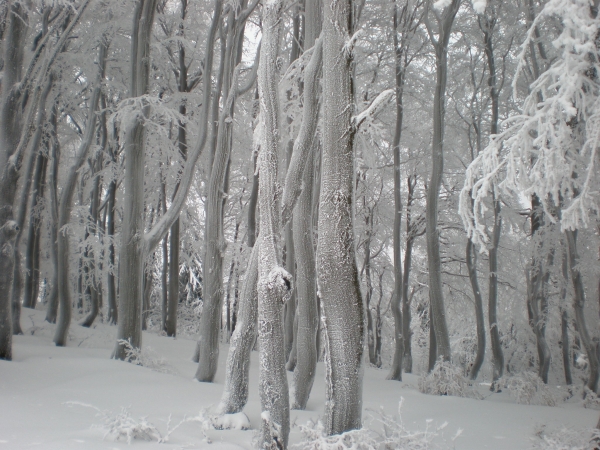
0, 0, 599, 447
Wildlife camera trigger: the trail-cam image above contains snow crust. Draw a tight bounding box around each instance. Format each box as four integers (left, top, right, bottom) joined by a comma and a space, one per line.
1, 309, 598, 449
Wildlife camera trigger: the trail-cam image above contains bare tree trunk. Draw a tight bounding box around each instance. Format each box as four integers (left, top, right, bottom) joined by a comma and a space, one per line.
11, 73, 54, 334
55, 40, 105, 346
106, 177, 117, 325
560, 247, 573, 385
424, 0, 460, 364
428, 301, 437, 372
488, 196, 504, 383
45, 104, 60, 324
219, 243, 259, 414
0, 2, 27, 358
566, 229, 599, 393
256, 2, 291, 447
23, 151, 48, 309
292, 143, 318, 409
466, 238, 485, 380
319, 0, 364, 434
112, 0, 158, 358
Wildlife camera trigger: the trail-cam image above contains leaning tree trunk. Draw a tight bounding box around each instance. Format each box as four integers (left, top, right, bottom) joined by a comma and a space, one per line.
54, 41, 105, 346
566, 230, 599, 393
11, 74, 54, 335
256, 2, 292, 448
425, 0, 460, 364
319, 0, 365, 435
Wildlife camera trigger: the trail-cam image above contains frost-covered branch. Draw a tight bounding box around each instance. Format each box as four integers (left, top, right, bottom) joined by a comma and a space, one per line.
460, 0, 600, 248
352, 88, 395, 130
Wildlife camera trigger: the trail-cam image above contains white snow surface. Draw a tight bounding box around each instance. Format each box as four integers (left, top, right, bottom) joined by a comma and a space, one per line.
1, 309, 598, 449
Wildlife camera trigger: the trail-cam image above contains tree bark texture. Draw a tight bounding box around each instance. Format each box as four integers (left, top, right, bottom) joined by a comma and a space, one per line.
425, 0, 460, 364
256, 2, 292, 447
319, 0, 365, 435
219, 243, 259, 414
488, 197, 504, 382
113, 0, 158, 358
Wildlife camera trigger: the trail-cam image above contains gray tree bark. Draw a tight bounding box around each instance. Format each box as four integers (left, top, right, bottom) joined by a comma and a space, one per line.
466, 238, 485, 380
424, 0, 460, 364
256, 1, 292, 447
54, 40, 106, 346
319, 0, 365, 434
566, 230, 599, 393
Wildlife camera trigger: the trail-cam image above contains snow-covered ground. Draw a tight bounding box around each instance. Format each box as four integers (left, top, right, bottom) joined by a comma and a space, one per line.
0, 309, 598, 449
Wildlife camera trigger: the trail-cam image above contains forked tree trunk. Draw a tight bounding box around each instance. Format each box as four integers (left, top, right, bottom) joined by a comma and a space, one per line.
256, 1, 292, 447
319, 0, 364, 434
424, 0, 460, 364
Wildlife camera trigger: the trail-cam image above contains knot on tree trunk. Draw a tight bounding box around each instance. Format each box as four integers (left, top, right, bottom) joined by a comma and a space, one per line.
0, 220, 19, 242
267, 266, 293, 303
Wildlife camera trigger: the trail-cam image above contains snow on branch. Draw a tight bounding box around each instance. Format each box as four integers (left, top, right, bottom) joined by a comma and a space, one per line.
352, 89, 395, 130
460, 0, 600, 248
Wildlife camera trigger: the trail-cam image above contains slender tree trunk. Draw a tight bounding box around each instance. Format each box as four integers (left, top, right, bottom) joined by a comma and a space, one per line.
560, 247, 573, 385
23, 151, 47, 309
106, 177, 117, 325
488, 196, 504, 382
428, 301, 437, 372
466, 238, 485, 380
402, 175, 418, 373
425, 0, 460, 364
55, 41, 105, 346
566, 230, 599, 393
45, 105, 60, 324
319, 0, 364, 434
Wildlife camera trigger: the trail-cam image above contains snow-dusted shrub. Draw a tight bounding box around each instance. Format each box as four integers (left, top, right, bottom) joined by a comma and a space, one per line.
65, 402, 162, 443
293, 399, 460, 450
502, 372, 556, 406
117, 339, 176, 374
211, 412, 251, 430
292, 419, 377, 450
419, 359, 481, 399
531, 424, 600, 450
103, 407, 162, 443
372, 399, 459, 449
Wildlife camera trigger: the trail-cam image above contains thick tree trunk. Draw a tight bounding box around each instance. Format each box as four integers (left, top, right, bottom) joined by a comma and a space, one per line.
0, 2, 27, 357
466, 238, 485, 380
566, 230, 599, 393
425, 0, 460, 364
256, 2, 291, 447
219, 243, 259, 414
319, 0, 364, 435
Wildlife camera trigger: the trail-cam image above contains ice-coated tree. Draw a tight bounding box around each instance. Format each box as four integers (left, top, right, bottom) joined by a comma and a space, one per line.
461, 0, 600, 392
318, 0, 365, 435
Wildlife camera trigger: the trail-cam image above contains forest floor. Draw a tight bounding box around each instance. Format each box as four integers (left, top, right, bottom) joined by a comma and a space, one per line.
0, 309, 598, 449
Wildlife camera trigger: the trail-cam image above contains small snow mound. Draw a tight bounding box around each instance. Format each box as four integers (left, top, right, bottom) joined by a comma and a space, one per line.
211, 412, 251, 430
